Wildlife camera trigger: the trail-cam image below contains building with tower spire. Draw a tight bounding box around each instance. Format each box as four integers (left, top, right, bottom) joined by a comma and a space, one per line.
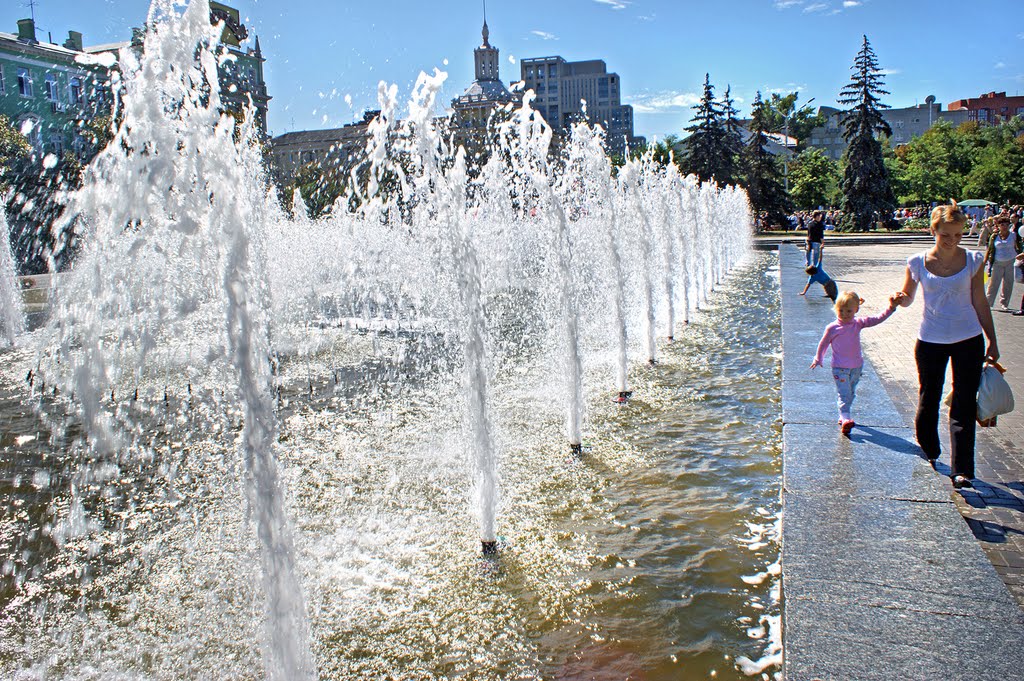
450, 10, 515, 150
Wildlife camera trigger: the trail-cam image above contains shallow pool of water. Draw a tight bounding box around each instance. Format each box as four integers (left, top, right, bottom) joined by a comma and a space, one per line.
0, 253, 781, 680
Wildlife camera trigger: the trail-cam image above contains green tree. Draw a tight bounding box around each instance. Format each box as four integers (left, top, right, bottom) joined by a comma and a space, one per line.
649, 134, 681, 168
789, 148, 841, 209
962, 127, 1024, 204
679, 74, 729, 183
837, 35, 896, 231
743, 91, 791, 227
719, 85, 744, 186
890, 121, 970, 204
764, 93, 824, 149
0, 115, 31, 191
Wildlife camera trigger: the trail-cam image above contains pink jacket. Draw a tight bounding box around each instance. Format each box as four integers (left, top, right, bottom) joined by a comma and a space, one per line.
814, 308, 895, 369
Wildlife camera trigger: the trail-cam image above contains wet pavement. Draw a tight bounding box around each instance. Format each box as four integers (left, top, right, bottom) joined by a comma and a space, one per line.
779, 242, 1024, 680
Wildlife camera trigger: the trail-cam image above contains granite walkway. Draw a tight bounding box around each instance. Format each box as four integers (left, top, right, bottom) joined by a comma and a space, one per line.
779, 243, 1024, 680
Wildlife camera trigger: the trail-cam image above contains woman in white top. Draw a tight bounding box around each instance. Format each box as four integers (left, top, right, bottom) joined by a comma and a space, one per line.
898, 201, 999, 489
983, 214, 1022, 310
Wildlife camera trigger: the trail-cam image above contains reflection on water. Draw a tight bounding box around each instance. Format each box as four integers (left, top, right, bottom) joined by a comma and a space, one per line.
0, 253, 780, 680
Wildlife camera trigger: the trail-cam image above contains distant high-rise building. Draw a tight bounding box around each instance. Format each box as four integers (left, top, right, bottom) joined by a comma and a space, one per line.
519, 56, 644, 157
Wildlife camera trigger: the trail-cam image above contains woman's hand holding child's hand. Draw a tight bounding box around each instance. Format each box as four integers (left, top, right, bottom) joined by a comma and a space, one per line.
888, 291, 906, 311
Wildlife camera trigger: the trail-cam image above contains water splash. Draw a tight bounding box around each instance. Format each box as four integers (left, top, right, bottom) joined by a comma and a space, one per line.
0, 205, 25, 346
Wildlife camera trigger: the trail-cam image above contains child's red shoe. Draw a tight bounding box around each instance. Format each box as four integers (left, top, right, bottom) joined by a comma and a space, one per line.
840, 419, 855, 435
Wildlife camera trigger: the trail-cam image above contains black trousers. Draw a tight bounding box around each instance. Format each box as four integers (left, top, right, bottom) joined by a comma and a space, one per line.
914, 335, 984, 479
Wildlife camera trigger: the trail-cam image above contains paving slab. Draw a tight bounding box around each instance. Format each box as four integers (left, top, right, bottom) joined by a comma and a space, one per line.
783, 424, 947, 501
778, 243, 1024, 679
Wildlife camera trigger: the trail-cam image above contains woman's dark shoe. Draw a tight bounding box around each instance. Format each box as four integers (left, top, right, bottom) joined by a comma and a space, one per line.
952, 475, 973, 489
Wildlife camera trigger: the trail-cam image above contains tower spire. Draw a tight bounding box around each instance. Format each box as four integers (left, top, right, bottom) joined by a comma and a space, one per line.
481, 0, 490, 47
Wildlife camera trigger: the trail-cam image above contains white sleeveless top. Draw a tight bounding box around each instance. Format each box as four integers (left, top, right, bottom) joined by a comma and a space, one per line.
907, 250, 984, 344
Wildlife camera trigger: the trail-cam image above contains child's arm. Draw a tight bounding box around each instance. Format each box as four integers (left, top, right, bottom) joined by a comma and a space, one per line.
810, 326, 835, 369
799, 279, 811, 296
859, 306, 897, 328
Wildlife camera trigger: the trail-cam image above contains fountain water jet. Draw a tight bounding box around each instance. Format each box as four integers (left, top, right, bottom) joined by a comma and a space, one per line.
0, 205, 25, 346
0, 9, 772, 673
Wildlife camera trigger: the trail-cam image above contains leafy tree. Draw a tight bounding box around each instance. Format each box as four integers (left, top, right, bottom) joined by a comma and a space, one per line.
789, 148, 841, 209
837, 35, 896, 231
743, 91, 791, 226
764, 93, 824, 150
0, 115, 31, 191
679, 74, 729, 183
962, 124, 1024, 204
648, 134, 681, 169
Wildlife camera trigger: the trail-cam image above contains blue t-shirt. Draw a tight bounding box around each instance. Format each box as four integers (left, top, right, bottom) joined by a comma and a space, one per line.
806, 267, 832, 286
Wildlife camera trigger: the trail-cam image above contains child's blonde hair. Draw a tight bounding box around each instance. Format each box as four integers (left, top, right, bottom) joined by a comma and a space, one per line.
930, 200, 967, 231
835, 291, 865, 312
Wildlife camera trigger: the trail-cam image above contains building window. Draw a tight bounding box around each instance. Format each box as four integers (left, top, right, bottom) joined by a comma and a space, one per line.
45, 73, 58, 101
72, 134, 87, 160
49, 133, 64, 156
69, 77, 82, 105
598, 77, 609, 99
548, 64, 557, 77
895, 120, 904, 129
18, 68, 32, 97
977, 109, 990, 122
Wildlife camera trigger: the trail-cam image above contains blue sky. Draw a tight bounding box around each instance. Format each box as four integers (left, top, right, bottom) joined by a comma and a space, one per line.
3, 0, 1022, 142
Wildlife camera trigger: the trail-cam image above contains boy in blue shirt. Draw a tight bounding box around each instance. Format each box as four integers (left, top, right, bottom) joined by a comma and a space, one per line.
799, 265, 838, 302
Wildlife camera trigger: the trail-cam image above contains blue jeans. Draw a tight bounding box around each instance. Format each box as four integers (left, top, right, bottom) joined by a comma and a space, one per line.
805, 241, 822, 268
832, 366, 862, 421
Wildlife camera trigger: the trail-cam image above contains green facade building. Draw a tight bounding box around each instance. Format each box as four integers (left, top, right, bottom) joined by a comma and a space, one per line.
0, 18, 114, 160
0, 2, 269, 159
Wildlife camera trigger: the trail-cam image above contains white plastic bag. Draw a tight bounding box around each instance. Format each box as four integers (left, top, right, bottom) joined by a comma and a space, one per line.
977, 363, 1014, 425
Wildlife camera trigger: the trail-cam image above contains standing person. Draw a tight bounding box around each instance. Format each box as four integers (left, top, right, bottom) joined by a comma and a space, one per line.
897, 201, 999, 489
984, 214, 1023, 310
976, 217, 994, 249
810, 290, 905, 434
805, 210, 825, 267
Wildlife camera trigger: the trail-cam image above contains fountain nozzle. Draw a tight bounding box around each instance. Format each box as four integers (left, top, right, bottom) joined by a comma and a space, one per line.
648, 358, 656, 366
614, 391, 632, 404
481, 540, 498, 555
569, 442, 583, 457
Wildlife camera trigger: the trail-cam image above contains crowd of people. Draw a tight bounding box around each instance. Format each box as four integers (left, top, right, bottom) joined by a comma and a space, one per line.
801, 200, 1008, 491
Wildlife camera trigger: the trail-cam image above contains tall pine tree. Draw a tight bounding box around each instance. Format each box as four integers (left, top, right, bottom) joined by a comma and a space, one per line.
681, 74, 729, 183
743, 91, 791, 228
838, 35, 896, 231
719, 85, 744, 187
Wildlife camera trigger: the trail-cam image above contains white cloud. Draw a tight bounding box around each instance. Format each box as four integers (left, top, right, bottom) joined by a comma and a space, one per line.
843, 1, 861, 7
630, 90, 702, 114
804, 3, 827, 12
594, 0, 630, 9
774, 0, 803, 8
878, 68, 901, 76
995, 62, 1006, 69
530, 30, 558, 40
